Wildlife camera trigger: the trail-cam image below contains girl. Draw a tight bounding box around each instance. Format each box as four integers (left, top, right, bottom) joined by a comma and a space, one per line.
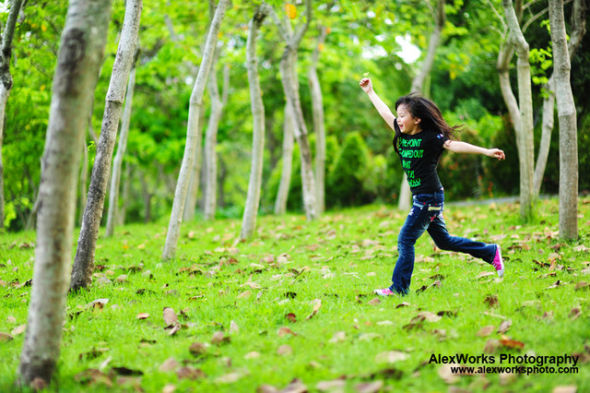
359, 77, 506, 296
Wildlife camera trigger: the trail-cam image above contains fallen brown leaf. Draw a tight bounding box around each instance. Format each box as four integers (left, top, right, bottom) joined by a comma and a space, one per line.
306, 299, 322, 320
159, 358, 179, 372
497, 320, 512, 334
280, 379, 307, 393
277, 344, 292, 356
499, 336, 525, 350
368, 298, 381, 305
211, 331, 230, 345
477, 325, 495, 337
162, 384, 176, 393
438, 364, 460, 383
484, 294, 498, 308
136, 313, 150, 320
395, 302, 410, 308
0, 332, 13, 342
285, 313, 297, 323
355, 380, 383, 393
569, 307, 581, 320
230, 320, 240, 334
552, 386, 577, 393
11, 324, 26, 336
74, 369, 113, 387
163, 307, 178, 327
176, 366, 205, 380
189, 342, 208, 356
484, 339, 500, 353
316, 379, 346, 393
278, 327, 297, 337
375, 351, 408, 364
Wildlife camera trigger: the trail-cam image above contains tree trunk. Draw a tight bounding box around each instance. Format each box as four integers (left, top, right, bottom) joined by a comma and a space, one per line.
162, 0, 229, 260
503, 0, 535, 220
0, 0, 25, 228
533, 0, 585, 196
203, 61, 229, 220
119, 162, 131, 225
275, 102, 295, 214
139, 168, 152, 222
106, 65, 136, 236
79, 135, 89, 225
240, 4, 270, 240
549, 0, 578, 240
270, 0, 317, 221
18, 0, 112, 385
398, 0, 445, 211
70, 0, 142, 291
308, 26, 327, 214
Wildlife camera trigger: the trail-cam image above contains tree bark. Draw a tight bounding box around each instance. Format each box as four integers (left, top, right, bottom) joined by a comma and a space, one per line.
398, 0, 445, 211
79, 134, 89, 225
275, 102, 295, 214
533, 0, 585, 196
106, 65, 137, 236
119, 162, 131, 225
241, 4, 270, 240
0, 0, 24, 228
308, 26, 327, 214
270, 0, 317, 221
503, 0, 535, 220
70, 0, 142, 291
18, 0, 112, 385
203, 61, 229, 220
549, 0, 578, 239
162, 0, 229, 260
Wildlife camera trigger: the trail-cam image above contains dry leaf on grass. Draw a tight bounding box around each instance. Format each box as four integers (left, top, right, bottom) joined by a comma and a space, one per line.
0, 332, 13, 342
484, 294, 498, 307
11, 324, 26, 336
306, 299, 322, 320
230, 320, 240, 334
278, 327, 297, 337
277, 344, 292, 356
553, 386, 577, 393
176, 366, 205, 380
280, 379, 307, 393
477, 325, 495, 337
211, 331, 230, 345
438, 364, 460, 383
285, 313, 297, 323
163, 307, 178, 327
159, 358, 178, 372
316, 379, 346, 393
569, 307, 581, 320
189, 342, 208, 356
499, 336, 525, 350
368, 298, 381, 305
497, 320, 512, 334
162, 384, 176, 393
355, 380, 383, 393
329, 331, 346, 343
375, 351, 408, 364
136, 313, 149, 320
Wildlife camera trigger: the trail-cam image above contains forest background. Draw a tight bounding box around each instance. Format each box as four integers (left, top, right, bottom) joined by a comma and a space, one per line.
2, 0, 589, 231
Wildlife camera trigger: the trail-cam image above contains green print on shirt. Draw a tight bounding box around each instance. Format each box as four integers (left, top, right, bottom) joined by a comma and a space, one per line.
401, 137, 423, 189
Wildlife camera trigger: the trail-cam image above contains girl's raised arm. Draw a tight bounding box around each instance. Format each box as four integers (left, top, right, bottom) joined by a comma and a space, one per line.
359, 78, 396, 131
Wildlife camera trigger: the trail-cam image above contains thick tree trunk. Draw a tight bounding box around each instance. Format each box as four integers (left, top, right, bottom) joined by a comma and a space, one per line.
0, 0, 24, 228
70, 0, 142, 291
549, 0, 578, 240
203, 62, 229, 220
274, 102, 295, 214
503, 0, 535, 220
308, 26, 327, 214
241, 4, 270, 240
106, 66, 136, 236
18, 0, 112, 385
398, 0, 445, 211
162, 0, 229, 260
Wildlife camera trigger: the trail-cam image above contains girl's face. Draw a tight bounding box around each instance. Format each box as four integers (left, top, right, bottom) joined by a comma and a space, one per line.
396, 104, 422, 135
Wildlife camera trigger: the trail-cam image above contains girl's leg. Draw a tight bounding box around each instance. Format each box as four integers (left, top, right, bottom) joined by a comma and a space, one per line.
427, 215, 496, 262
389, 201, 432, 294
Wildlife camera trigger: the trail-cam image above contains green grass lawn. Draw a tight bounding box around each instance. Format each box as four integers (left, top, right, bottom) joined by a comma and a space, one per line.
1, 197, 589, 393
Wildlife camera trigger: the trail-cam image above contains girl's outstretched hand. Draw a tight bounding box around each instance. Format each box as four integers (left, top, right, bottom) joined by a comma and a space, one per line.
487, 148, 505, 160
359, 77, 373, 94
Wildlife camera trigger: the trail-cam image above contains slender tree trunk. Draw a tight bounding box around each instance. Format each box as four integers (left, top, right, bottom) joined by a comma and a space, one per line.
163, 0, 229, 260
106, 65, 136, 236
275, 102, 295, 214
0, 85, 8, 229
241, 4, 270, 240
270, 0, 317, 221
398, 0, 445, 211
308, 26, 327, 214
18, 0, 112, 385
79, 135, 89, 225
139, 169, 152, 222
71, 0, 142, 291
119, 162, 131, 225
549, 0, 578, 240
503, 0, 535, 220
203, 62, 229, 220
0, 0, 25, 228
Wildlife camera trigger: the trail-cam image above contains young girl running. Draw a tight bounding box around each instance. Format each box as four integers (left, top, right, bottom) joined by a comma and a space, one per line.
359, 77, 506, 296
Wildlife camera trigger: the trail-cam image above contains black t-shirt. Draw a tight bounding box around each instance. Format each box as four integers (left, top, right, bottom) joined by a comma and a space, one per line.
397, 130, 448, 194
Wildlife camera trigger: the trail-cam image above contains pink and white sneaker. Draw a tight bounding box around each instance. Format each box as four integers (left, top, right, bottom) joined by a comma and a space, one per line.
374, 288, 396, 296
492, 245, 504, 278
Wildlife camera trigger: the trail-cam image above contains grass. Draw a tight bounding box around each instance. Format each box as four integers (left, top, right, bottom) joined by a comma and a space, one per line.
1, 197, 589, 393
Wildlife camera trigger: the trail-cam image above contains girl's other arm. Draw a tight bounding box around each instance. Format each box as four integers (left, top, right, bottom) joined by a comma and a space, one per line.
443, 140, 505, 160
359, 78, 396, 131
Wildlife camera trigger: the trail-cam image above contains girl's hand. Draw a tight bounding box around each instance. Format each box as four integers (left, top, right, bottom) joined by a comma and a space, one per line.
359, 77, 373, 94
487, 148, 505, 160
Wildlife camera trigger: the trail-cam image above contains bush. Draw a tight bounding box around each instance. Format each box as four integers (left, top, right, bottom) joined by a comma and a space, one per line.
327, 132, 371, 207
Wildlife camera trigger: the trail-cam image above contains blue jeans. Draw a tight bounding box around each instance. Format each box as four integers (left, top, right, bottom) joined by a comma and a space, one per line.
390, 190, 497, 294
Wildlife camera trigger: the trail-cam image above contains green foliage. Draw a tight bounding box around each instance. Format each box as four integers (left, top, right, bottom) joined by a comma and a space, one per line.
1, 199, 590, 392
327, 131, 371, 206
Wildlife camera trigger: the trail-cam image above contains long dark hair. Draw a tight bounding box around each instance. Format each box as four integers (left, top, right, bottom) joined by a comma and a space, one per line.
392, 94, 460, 155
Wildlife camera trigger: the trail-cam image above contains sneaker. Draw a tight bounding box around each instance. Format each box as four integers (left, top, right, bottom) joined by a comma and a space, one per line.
492, 245, 504, 278
374, 288, 396, 296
